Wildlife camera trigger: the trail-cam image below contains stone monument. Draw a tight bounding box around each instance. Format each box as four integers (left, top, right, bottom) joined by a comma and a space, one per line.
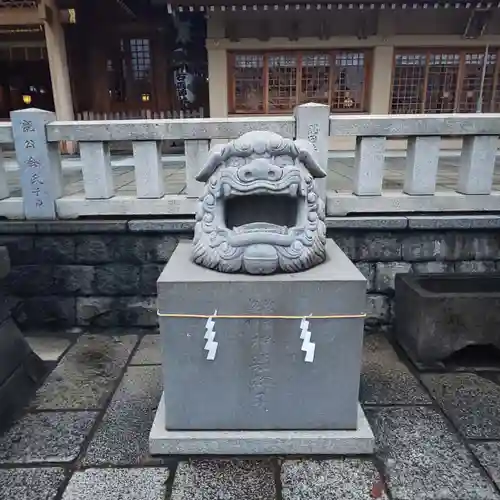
150, 131, 374, 454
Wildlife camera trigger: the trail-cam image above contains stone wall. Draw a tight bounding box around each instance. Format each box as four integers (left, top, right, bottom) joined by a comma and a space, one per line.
0, 218, 499, 332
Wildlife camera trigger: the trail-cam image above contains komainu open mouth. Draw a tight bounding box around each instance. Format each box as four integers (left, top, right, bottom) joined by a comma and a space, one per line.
224, 194, 299, 245
191, 131, 327, 275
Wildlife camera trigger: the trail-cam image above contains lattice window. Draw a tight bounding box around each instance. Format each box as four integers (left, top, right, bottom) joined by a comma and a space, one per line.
130, 39, 151, 81
300, 53, 330, 105
268, 54, 297, 112
233, 54, 264, 113
228, 50, 369, 114
391, 48, 500, 114
332, 52, 365, 112
459, 52, 496, 112
425, 53, 460, 113
391, 54, 426, 114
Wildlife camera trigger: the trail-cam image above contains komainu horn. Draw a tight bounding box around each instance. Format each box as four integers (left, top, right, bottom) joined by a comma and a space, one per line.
191, 131, 327, 275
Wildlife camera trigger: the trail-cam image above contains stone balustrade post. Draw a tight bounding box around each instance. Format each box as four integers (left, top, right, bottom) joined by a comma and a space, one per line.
10, 108, 62, 219
294, 103, 330, 202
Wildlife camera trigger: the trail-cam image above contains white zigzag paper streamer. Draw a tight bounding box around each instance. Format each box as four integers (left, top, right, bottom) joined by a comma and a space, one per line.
300, 316, 315, 363
203, 310, 218, 360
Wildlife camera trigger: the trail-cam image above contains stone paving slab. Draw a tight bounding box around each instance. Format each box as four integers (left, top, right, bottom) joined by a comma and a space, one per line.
0, 468, 66, 500
421, 373, 500, 439
471, 442, 500, 490
62, 467, 169, 500
33, 334, 138, 410
171, 460, 276, 500
130, 335, 161, 365
360, 334, 431, 405
0, 411, 97, 464
25, 336, 72, 362
366, 406, 499, 500
281, 459, 388, 500
83, 365, 162, 465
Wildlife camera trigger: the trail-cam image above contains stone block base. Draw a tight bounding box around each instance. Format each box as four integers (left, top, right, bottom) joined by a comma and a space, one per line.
149, 394, 374, 455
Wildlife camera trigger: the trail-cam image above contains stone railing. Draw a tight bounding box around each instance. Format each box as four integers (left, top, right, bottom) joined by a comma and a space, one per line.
0, 104, 499, 219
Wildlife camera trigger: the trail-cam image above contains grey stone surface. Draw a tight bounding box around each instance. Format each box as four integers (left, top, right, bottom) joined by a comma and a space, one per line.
48, 115, 295, 141
357, 234, 402, 261
408, 215, 500, 229
454, 261, 497, 273
0, 245, 10, 279
76, 296, 156, 327
36, 220, 128, 233
131, 335, 161, 365
367, 406, 499, 500
0, 411, 97, 463
25, 336, 71, 362
129, 219, 195, 233
471, 442, 500, 489
355, 263, 375, 292
0, 235, 33, 265
395, 274, 500, 367
375, 262, 412, 293
421, 373, 500, 439
366, 295, 390, 323
360, 334, 430, 405
13, 296, 76, 328
11, 108, 60, 219
141, 264, 164, 295
412, 261, 454, 274
402, 234, 448, 261
0, 468, 66, 500
94, 264, 141, 294
281, 459, 388, 500
331, 234, 356, 260
84, 365, 162, 465
33, 334, 138, 409
402, 232, 483, 261
9, 265, 94, 295
171, 460, 276, 500
193, 131, 327, 274
62, 468, 169, 500
159, 240, 365, 430
326, 216, 407, 229
75, 235, 177, 264
0, 221, 37, 234
75, 235, 114, 263
150, 396, 374, 454
34, 236, 75, 263
470, 234, 500, 260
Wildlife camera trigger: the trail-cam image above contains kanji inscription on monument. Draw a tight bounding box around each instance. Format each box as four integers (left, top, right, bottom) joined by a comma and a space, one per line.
10, 109, 62, 219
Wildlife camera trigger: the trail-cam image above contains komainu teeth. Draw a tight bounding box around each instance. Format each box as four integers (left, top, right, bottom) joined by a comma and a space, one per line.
222, 183, 231, 198
289, 183, 299, 196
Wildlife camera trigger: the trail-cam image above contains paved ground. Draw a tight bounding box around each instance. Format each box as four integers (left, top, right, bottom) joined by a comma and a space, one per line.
4, 152, 500, 197
0, 331, 499, 499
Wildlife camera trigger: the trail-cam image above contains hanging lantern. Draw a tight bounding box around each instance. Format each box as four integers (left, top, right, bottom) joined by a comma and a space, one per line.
141, 93, 151, 102
22, 94, 32, 105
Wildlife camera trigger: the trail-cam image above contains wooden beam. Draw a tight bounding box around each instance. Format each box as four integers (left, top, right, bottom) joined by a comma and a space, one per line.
0, 7, 73, 26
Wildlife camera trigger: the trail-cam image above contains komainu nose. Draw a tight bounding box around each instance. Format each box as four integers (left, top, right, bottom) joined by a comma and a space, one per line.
237, 159, 283, 182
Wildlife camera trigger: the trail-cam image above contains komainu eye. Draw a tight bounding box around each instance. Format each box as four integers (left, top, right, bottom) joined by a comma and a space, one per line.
274, 156, 293, 167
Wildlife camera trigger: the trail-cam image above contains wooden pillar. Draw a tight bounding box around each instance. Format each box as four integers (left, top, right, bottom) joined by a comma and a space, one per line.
40, 0, 75, 153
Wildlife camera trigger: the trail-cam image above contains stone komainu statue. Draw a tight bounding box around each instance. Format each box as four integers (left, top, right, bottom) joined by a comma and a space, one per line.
192, 131, 327, 275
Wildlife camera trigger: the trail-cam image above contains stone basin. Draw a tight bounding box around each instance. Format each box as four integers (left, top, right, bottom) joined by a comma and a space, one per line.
395, 273, 500, 368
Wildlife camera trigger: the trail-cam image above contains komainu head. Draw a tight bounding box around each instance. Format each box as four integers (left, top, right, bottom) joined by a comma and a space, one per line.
192, 131, 327, 275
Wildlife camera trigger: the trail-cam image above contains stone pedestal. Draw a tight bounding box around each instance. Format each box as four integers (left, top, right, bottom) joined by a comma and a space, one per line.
150, 239, 374, 454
